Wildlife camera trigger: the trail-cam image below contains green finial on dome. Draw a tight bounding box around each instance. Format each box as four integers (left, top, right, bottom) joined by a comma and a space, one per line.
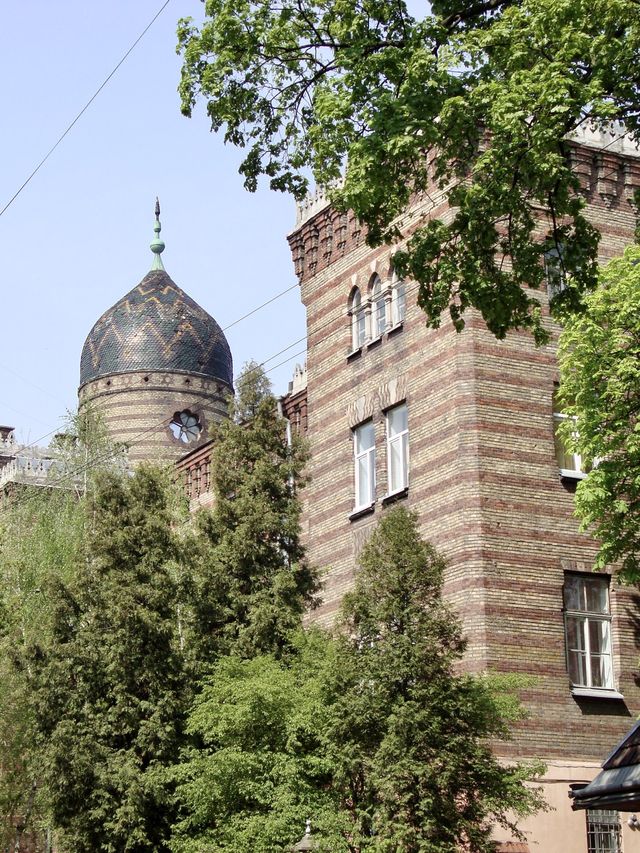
150, 197, 165, 270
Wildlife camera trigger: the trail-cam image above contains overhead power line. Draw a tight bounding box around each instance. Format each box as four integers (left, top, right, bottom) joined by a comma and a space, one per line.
0, 0, 173, 221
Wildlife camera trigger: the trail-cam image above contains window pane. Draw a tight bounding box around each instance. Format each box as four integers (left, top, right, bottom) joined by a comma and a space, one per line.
395, 281, 406, 323
590, 655, 610, 689
588, 619, 609, 655
566, 616, 586, 651
389, 437, 405, 492
587, 809, 621, 853
554, 414, 575, 470
568, 648, 587, 687
357, 455, 371, 506
354, 309, 366, 347
388, 405, 408, 436
584, 578, 609, 614
355, 422, 375, 454
376, 299, 386, 336
564, 576, 582, 611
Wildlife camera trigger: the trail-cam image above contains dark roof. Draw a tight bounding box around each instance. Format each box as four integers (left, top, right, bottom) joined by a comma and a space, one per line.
79, 269, 233, 389
570, 720, 640, 811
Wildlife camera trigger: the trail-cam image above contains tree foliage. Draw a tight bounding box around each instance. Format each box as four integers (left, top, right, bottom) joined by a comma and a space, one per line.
187, 362, 317, 663
558, 245, 640, 583
173, 507, 543, 852
177, 0, 640, 342
170, 633, 345, 853
0, 489, 85, 851
327, 507, 543, 851
28, 467, 188, 853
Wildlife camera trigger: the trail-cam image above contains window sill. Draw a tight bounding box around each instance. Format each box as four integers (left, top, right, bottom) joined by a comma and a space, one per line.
366, 335, 383, 350
346, 347, 363, 362
387, 321, 403, 336
560, 469, 587, 481
571, 687, 624, 700
349, 503, 375, 522
382, 486, 408, 505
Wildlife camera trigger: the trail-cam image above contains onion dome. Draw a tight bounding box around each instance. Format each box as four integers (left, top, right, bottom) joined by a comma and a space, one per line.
79, 201, 233, 389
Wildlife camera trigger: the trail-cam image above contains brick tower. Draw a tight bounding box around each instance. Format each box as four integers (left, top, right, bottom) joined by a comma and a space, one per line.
78, 202, 232, 463
286, 128, 640, 852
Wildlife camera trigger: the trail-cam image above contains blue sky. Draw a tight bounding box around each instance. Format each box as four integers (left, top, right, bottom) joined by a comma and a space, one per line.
1, 0, 306, 445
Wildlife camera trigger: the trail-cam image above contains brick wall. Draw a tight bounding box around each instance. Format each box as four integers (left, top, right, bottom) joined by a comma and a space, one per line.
287, 143, 640, 772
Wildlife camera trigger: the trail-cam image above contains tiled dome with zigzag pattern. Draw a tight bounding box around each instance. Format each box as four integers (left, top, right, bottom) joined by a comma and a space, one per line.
79, 268, 233, 389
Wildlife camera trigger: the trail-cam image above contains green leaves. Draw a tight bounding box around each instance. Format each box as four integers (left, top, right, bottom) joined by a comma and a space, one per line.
178, 0, 640, 341
559, 245, 640, 582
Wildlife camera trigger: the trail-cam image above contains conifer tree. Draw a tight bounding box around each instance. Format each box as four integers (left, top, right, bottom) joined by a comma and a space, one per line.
189, 362, 317, 663
29, 466, 188, 853
328, 506, 543, 852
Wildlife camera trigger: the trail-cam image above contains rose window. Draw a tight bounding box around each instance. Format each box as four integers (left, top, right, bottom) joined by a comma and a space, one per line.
169, 410, 202, 444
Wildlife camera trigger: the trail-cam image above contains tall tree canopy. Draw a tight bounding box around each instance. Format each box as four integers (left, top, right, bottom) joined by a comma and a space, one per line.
326, 506, 542, 851
178, 0, 640, 342
558, 245, 640, 583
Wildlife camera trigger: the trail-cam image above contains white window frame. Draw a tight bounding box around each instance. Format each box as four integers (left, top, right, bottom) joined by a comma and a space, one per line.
553, 410, 586, 479
564, 574, 615, 695
353, 421, 376, 510
350, 288, 366, 350
386, 404, 409, 495
586, 808, 622, 853
371, 276, 387, 338
391, 276, 406, 326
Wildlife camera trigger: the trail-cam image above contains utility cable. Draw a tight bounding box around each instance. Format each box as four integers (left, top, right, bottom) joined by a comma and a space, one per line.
0, 0, 173, 220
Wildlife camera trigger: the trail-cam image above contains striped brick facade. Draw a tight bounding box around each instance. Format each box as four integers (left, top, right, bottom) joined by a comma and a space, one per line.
287, 136, 640, 851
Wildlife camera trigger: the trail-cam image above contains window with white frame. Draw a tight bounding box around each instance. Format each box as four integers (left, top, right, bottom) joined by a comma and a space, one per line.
564, 573, 614, 692
553, 389, 586, 478
586, 808, 622, 853
371, 276, 387, 338
386, 404, 409, 494
354, 421, 376, 510
544, 244, 567, 299
350, 288, 366, 350
392, 276, 406, 325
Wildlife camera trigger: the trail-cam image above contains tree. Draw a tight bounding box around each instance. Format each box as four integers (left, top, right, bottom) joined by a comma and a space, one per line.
172, 507, 543, 852
28, 466, 189, 853
177, 0, 640, 343
326, 506, 543, 851
558, 245, 640, 583
0, 488, 85, 852
169, 633, 347, 853
187, 362, 318, 664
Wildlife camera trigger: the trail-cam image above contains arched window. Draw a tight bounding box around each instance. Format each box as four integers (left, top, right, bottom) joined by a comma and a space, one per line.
371, 275, 386, 337
169, 410, 202, 444
350, 288, 366, 350
392, 275, 406, 325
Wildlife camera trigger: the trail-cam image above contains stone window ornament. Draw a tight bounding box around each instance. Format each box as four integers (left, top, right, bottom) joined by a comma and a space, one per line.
169, 410, 202, 444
